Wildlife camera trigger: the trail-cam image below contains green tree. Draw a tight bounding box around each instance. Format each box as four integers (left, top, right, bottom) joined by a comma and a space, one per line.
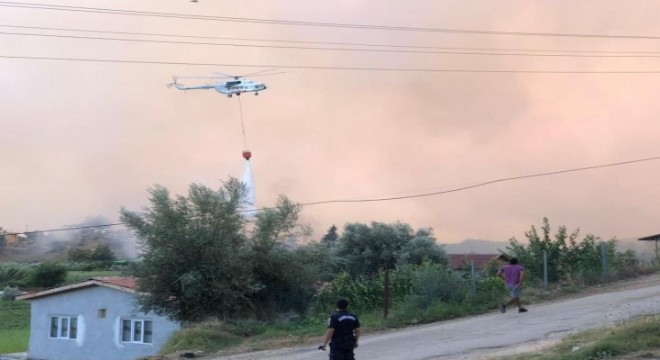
90, 244, 116, 263
121, 180, 255, 322
321, 224, 339, 245
506, 218, 638, 284
248, 196, 317, 320
121, 179, 314, 323
336, 222, 447, 276
507, 217, 570, 282
397, 229, 448, 267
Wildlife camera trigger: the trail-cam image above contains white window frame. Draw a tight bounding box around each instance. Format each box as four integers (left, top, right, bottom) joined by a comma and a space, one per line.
49, 315, 78, 339
121, 319, 153, 344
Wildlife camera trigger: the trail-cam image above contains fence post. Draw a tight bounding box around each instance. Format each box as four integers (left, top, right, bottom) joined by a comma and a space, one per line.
543, 251, 548, 290
601, 241, 607, 280
470, 260, 476, 300
383, 268, 389, 319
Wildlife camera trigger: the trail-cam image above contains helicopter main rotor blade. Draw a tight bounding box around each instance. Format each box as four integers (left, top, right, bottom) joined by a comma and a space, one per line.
212, 72, 238, 79
176, 76, 228, 80
242, 68, 279, 77
248, 71, 287, 78
213, 68, 281, 79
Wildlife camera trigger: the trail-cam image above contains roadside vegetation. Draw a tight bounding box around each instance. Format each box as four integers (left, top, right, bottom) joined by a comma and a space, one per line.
0, 300, 30, 353
116, 179, 659, 356
1, 179, 658, 358
500, 314, 660, 360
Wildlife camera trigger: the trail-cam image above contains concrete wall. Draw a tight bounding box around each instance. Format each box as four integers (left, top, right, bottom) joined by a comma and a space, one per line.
27, 286, 179, 360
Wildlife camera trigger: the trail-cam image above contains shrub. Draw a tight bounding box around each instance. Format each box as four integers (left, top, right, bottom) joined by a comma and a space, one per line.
2, 286, 21, 301
407, 262, 469, 308
474, 276, 507, 305
0, 264, 30, 288
315, 268, 415, 315
28, 262, 67, 288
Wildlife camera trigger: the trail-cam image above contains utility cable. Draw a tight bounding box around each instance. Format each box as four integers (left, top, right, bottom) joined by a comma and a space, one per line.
3, 2, 660, 40
5, 24, 660, 54
5, 55, 660, 73
301, 155, 660, 206
6, 29, 660, 58
2, 155, 660, 237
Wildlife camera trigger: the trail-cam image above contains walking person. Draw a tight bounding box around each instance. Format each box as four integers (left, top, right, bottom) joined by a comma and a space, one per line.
497, 257, 528, 313
319, 298, 361, 360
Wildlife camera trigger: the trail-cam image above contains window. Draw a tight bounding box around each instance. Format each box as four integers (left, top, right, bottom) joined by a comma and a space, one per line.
121, 319, 153, 344
49, 316, 78, 339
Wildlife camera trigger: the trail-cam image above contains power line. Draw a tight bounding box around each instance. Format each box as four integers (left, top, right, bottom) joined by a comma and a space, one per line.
2, 155, 660, 237
5, 24, 660, 55
302, 155, 660, 205
3, 2, 660, 40
5, 54, 660, 73
6, 29, 660, 58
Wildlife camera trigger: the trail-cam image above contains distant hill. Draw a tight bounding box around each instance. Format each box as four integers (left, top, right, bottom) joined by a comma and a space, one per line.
441, 239, 508, 254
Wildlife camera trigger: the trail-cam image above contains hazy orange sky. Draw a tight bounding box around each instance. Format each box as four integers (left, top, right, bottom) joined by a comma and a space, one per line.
2, 1, 660, 244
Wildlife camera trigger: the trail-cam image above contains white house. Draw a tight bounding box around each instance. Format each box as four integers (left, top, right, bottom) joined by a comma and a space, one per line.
16, 277, 179, 360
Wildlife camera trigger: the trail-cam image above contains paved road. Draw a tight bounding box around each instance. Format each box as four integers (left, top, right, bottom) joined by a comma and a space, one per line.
213, 276, 660, 360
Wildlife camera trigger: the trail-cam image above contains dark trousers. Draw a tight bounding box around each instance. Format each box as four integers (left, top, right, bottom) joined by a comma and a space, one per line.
329, 346, 355, 360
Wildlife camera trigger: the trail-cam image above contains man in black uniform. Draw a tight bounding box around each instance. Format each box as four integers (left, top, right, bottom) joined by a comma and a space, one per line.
319, 298, 361, 360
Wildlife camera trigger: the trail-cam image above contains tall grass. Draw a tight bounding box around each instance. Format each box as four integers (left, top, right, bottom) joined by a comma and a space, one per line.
0, 328, 29, 353
0, 301, 30, 353
504, 314, 660, 359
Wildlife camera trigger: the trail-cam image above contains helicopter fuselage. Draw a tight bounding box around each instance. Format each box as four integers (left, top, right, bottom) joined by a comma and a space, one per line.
171, 76, 269, 98
215, 80, 267, 97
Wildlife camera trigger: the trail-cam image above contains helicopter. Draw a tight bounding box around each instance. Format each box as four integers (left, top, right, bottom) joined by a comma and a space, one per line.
168, 70, 279, 98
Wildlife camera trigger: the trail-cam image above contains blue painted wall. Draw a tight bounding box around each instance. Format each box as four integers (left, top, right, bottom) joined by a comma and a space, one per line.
27, 286, 179, 360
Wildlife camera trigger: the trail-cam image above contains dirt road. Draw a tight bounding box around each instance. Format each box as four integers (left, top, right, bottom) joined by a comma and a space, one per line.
212, 275, 660, 360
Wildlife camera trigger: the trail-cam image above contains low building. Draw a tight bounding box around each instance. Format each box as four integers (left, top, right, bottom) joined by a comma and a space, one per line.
16, 277, 179, 360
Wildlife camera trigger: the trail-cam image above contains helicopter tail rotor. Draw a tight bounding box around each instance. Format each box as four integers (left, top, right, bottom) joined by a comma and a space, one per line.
166, 76, 178, 89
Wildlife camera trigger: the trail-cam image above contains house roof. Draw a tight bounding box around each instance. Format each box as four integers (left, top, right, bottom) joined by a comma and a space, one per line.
448, 254, 501, 269
16, 277, 138, 301
638, 234, 660, 241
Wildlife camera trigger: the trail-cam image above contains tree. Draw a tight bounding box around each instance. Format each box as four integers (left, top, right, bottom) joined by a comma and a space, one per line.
336, 222, 447, 277
321, 225, 339, 245
248, 196, 317, 320
397, 228, 448, 268
121, 179, 314, 322
121, 179, 255, 322
506, 218, 638, 284
90, 244, 116, 263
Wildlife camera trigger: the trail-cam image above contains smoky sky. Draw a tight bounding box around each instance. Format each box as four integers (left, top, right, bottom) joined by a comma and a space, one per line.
2, 1, 660, 244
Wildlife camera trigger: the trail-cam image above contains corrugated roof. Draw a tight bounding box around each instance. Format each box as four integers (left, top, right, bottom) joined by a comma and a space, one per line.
639, 234, 660, 241
16, 277, 138, 301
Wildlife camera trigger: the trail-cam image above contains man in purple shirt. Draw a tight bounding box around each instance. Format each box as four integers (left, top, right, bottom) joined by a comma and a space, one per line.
497, 257, 528, 313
